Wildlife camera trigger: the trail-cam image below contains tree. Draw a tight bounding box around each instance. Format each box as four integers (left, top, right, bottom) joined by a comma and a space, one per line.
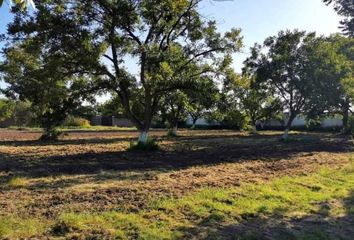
208, 71, 248, 130
97, 95, 126, 117
0, 0, 35, 9
232, 75, 282, 133
0, 98, 15, 122
160, 90, 189, 136
0, 42, 94, 140
6, 0, 243, 144
244, 30, 318, 139
303, 34, 354, 132
185, 76, 219, 129
324, 0, 354, 37
12, 100, 34, 126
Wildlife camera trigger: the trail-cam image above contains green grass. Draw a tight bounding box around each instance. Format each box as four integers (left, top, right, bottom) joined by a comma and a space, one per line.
128, 138, 160, 151
1, 156, 353, 239
7, 176, 29, 188
0, 217, 48, 239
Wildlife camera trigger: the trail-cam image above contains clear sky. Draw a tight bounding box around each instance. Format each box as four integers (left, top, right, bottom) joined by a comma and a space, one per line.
0, 0, 343, 101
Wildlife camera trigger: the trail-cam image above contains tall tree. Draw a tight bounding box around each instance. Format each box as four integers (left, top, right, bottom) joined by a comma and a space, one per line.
185, 76, 219, 129
0, 98, 14, 122
244, 30, 318, 139
5, 0, 242, 144
0, 42, 94, 140
324, 0, 354, 37
304, 34, 354, 132
233, 75, 281, 133
161, 89, 189, 136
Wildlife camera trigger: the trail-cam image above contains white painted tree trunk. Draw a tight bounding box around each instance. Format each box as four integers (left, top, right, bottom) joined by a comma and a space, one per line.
138, 131, 148, 144
282, 128, 289, 140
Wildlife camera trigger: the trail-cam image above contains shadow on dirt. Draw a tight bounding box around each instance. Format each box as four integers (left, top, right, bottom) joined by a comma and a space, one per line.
0, 133, 351, 185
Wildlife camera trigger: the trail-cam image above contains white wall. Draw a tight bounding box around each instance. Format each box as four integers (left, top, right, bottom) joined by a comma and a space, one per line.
186, 115, 343, 128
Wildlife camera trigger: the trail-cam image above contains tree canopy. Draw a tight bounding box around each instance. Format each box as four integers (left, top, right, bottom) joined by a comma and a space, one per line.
2, 0, 242, 143
324, 0, 354, 36
244, 30, 319, 139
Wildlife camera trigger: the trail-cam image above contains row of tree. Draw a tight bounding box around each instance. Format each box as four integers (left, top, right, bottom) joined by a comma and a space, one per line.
0, 0, 353, 142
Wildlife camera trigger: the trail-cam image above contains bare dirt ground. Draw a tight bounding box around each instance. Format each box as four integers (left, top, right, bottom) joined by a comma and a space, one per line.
0, 129, 353, 239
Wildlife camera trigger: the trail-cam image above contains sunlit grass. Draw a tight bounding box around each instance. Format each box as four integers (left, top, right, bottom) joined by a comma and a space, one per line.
2, 155, 353, 239
7, 176, 29, 188
0, 217, 48, 239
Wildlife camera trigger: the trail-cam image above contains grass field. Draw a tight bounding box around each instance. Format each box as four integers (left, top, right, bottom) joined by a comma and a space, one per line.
0, 129, 353, 239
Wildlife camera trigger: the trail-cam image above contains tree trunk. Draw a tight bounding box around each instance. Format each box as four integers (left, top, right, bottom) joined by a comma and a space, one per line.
172, 125, 178, 136
138, 130, 149, 144
282, 127, 290, 140
191, 118, 198, 129
282, 113, 296, 140
342, 104, 349, 134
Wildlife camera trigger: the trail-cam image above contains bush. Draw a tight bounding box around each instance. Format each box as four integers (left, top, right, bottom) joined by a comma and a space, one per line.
128, 138, 160, 151
63, 116, 90, 128
40, 128, 63, 141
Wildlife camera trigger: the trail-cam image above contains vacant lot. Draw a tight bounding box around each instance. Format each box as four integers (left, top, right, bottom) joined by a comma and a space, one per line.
0, 129, 353, 239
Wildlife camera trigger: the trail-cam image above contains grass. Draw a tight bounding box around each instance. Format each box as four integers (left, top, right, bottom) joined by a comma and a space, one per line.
0, 217, 48, 239
128, 138, 160, 151
7, 176, 29, 188
1, 156, 353, 239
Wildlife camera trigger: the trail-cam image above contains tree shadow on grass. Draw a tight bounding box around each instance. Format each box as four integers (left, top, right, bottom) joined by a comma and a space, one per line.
181, 190, 354, 240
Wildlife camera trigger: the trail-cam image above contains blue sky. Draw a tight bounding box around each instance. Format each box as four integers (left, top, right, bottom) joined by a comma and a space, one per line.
0, 0, 342, 101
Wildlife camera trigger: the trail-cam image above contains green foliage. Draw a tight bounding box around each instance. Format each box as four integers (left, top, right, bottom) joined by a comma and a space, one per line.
63, 116, 91, 128
302, 34, 353, 131
3, 0, 242, 136
0, 98, 14, 122
185, 76, 220, 126
97, 95, 125, 117
324, 0, 354, 36
39, 127, 62, 141
161, 90, 189, 131
128, 138, 160, 151
0, 0, 35, 10
243, 30, 323, 137
13, 101, 34, 127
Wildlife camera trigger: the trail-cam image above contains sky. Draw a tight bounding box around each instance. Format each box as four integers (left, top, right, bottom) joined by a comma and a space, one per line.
0, 0, 343, 102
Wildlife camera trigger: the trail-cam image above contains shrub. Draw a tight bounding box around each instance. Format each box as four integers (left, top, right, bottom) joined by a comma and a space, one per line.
128, 138, 160, 151
63, 116, 90, 128
40, 128, 62, 141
